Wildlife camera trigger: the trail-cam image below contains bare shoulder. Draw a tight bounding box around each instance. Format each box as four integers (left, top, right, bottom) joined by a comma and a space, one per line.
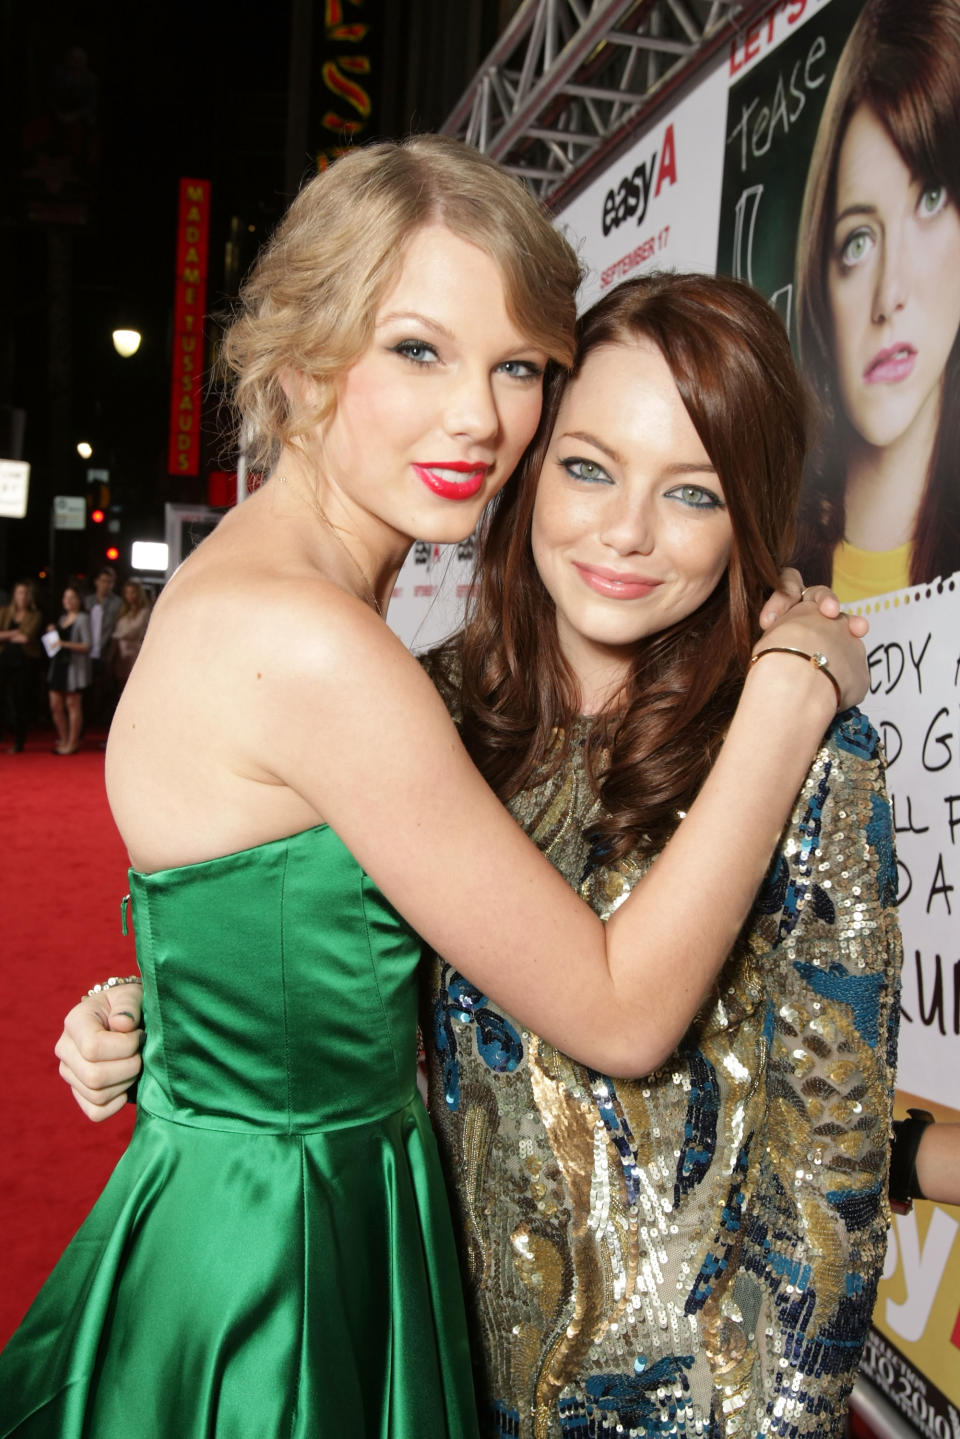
120, 547, 436, 756
105, 511, 450, 867
252, 577, 457, 767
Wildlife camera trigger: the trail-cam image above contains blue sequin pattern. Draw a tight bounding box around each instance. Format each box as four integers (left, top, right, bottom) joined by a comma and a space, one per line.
427, 709, 902, 1438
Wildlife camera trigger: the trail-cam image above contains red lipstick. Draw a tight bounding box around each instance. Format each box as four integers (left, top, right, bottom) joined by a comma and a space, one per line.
413, 461, 490, 501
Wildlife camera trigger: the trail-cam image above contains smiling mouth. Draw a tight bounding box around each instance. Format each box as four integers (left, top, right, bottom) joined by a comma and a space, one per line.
573, 563, 662, 600
413, 463, 489, 500
864, 345, 917, 384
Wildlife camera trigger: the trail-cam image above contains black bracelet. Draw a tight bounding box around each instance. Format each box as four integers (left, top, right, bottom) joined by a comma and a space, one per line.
889, 1108, 934, 1214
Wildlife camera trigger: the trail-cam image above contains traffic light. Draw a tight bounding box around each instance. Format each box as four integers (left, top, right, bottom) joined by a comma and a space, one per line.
105, 546, 120, 562
91, 508, 105, 524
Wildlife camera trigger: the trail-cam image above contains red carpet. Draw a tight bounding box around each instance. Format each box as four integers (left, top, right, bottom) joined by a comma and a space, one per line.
1, 730, 136, 1347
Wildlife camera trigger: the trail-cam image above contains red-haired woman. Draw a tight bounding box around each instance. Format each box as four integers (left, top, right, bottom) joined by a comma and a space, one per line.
417, 272, 906, 1436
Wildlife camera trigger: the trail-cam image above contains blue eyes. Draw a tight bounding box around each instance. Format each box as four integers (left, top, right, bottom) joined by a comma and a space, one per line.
392, 340, 439, 366
559, 458, 723, 509
390, 340, 542, 379
498, 358, 543, 380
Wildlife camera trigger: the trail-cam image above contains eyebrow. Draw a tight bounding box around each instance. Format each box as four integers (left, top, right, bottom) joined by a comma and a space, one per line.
375, 311, 456, 340
834, 202, 879, 226
558, 430, 717, 474
664, 461, 718, 476
559, 430, 624, 464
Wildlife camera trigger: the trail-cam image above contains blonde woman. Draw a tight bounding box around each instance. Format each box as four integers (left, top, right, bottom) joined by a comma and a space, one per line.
110, 579, 150, 689
0, 580, 43, 752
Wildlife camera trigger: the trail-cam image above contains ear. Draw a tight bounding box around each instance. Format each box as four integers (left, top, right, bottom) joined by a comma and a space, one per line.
279, 367, 316, 404
280, 368, 333, 428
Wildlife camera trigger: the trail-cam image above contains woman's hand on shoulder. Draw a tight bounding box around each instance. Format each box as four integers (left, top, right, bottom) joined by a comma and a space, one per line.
55, 986, 144, 1122
751, 597, 869, 713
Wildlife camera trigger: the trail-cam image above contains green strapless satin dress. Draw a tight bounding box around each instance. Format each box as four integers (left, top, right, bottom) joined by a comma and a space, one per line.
0, 826, 478, 1438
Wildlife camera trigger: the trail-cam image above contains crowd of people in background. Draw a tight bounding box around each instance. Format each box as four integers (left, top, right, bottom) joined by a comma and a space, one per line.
0, 566, 153, 755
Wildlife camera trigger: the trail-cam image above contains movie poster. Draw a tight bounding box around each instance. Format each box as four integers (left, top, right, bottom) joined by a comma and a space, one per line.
718, 4, 960, 1429
718, 0, 960, 608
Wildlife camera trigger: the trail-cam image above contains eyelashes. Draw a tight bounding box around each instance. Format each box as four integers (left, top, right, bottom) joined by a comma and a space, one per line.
389, 340, 544, 380
390, 340, 439, 367
558, 459, 724, 510
560, 457, 612, 484
665, 484, 725, 510
498, 359, 544, 381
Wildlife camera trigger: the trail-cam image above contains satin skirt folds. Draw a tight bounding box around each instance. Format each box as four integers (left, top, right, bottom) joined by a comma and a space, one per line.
0, 1098, 479, 1439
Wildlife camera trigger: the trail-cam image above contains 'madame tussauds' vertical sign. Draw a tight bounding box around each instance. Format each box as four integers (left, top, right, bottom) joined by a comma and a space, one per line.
168, 178, 210, 477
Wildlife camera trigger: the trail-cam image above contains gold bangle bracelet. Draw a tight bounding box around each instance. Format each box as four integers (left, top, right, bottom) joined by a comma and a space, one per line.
749, 645, 842, 710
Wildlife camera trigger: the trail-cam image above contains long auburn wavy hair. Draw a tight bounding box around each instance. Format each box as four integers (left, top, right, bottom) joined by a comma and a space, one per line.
794, 0, 960, 587
430, 272, 808, 864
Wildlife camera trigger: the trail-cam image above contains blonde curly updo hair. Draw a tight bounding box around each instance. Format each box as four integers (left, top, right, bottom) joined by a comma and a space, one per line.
221, 135, 582, 473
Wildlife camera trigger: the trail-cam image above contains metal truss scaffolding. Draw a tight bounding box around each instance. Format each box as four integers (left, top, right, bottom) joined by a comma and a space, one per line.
443, 0, 766, 207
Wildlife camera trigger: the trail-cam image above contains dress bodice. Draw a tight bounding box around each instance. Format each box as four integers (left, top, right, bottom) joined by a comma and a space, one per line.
131, 824, 424, 1133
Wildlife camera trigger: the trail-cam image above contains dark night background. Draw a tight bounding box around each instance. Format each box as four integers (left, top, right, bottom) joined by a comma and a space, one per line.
0, 0, 517, 600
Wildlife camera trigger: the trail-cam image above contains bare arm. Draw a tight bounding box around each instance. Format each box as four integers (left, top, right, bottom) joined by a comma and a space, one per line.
57, 623, 851, 1113
230, 586, 860, 1077
62, 580, 866, 1105
913, 1123, 960, 1208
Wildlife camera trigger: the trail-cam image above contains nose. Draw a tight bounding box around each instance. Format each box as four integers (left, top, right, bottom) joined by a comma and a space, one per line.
598, 489, 655, 556
872, 229, 908, 324
443, 366, 500, 444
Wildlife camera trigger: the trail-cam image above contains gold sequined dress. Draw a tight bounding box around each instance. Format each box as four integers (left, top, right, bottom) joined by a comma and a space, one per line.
426, 709, 901, 1439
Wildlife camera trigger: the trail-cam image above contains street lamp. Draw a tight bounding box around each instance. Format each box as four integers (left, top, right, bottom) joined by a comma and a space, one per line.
77, 441, 93, 459
112, 328, 142, 358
